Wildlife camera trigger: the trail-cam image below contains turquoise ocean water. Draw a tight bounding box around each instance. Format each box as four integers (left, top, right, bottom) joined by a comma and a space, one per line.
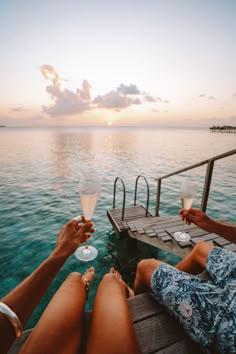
0, 127, 235, 328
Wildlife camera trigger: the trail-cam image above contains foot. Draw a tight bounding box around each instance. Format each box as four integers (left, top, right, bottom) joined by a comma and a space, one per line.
110, 267, 134, 297
82, 267, 95, 298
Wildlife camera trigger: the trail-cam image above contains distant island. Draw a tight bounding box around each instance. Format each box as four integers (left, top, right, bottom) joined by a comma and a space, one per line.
0, 125, 6, 128
209, 125, 236, 133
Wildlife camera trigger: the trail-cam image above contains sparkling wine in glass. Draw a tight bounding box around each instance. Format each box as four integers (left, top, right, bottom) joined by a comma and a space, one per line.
174, 181, 197, 242
74, 171, 100, 261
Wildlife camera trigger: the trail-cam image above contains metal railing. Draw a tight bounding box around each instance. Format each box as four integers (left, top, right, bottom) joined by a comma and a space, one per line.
113, 175, 151, 220
113, 177, 126, 220
155, 149, 236, 216
134, 175, 150, 216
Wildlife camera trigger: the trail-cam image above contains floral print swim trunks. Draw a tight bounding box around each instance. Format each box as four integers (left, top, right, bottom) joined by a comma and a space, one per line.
150, 247, 236, 353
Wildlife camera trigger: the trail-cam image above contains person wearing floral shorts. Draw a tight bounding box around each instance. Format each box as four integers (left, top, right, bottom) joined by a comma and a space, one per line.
151, 247, 236, 353
134, 242, 236, 353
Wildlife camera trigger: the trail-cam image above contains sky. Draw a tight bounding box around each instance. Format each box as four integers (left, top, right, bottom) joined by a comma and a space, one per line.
0, 0, 236, 127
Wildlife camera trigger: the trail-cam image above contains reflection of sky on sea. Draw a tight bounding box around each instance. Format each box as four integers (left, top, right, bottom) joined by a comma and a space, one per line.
0, 127, 235, 328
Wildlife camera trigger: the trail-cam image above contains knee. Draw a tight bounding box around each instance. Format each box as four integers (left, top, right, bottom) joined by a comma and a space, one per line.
102, 273, 115, 283
136, 259, 158, 276
192, 241, 214, 260
192, 241, 207, 257
66, 272, 83, 284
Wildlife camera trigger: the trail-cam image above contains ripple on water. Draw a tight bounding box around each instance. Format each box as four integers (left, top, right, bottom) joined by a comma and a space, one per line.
0, 127, 235, 328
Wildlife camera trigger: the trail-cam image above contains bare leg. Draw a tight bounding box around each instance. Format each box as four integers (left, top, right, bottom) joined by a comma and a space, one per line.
20, 268, 94, 354
176, 242, 215, 274
134, 259, 162, 295
133, 243, 215, 295
110, 267, 134, 297
85, 270, 141, 354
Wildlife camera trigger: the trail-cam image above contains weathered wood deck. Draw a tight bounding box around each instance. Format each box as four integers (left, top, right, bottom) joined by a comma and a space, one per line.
107, 205, 152, 235
107, 206, 236, 258
8, 293, 205, 354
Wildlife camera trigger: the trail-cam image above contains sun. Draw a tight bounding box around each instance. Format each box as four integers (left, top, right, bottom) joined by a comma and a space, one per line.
108, 121, 112, 126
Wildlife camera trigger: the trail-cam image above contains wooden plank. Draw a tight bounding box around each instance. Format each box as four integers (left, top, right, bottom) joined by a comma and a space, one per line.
160, 235, 172, 242
191, 234, 220, 244
128, 230, 192, 258
213, 238, 231, 246
126, 216, 180, 229
188, 229, 208, 237
131, 219, 182, 230
164, 223, 197, 234
128, 215, 177, 224
107, 210, 123, 232
152, 338, 206, 354
128, 293, 164, 323
153, 339, 205, 354
223, 243, 236, 252
133, 312, 185, 354
109, 206, 152, 217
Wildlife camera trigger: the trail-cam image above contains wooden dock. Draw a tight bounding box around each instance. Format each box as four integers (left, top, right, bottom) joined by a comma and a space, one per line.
107, 205, 152, 235
107, 206, 236, 258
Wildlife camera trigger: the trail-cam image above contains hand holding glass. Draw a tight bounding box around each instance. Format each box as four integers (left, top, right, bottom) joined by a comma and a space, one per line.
174, 181, 197, 242
74, 172, 100, 261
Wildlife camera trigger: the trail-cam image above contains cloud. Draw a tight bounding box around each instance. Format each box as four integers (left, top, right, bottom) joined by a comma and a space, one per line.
10, 106, 24, 112
41, 64, 165, 115
30, 114, 44, 120
41, 65, 92, 116
42, 81, 91, 115
93, 83, 145, 110
144, 95, 158, 103
199, 94, 216, 100
116, 84, 140, 95
233, 93, 236, 98
93, 90, 141, 110
40, 64, 60, 87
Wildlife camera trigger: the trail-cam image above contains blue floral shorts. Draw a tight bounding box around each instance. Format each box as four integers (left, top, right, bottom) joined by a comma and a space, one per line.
150, 247, 236, 353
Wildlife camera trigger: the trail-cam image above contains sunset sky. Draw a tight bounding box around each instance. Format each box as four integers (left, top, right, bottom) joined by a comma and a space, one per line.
0, 0, 236, 127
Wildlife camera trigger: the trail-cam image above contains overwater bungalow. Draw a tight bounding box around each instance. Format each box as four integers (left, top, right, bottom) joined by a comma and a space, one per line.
209, 125, 236, 133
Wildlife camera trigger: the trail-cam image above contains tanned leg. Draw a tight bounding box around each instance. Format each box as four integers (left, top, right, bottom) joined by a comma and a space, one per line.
20, 268, 94, 354
134, 259, 162, 295
85, 271, 141, 354
176, 242, 215, 274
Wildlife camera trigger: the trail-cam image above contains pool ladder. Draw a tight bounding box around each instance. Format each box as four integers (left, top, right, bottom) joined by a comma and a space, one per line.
112, 175, 150, 221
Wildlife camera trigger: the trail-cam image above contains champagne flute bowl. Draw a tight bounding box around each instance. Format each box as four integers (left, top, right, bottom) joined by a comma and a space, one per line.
173, 180, 197, 242
74, 171, 100, 261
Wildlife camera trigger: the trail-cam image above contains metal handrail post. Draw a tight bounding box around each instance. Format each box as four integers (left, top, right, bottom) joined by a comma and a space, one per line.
201, 160, 215, 212
154, 149, 235, 215
113, 177, 126, 220
155, 179, 161, 216
134, 175, 150, 216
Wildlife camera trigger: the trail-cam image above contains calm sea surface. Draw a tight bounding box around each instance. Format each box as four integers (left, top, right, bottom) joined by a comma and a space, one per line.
0, 127, 235, 328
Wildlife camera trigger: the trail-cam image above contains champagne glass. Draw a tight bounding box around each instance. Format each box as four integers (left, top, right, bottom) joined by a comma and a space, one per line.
174, 180, 197, 242
74, 171, 100, 261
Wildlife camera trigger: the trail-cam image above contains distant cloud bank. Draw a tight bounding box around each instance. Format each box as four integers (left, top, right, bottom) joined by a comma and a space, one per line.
199, 94, 216, 100
40, 64, 168, 116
